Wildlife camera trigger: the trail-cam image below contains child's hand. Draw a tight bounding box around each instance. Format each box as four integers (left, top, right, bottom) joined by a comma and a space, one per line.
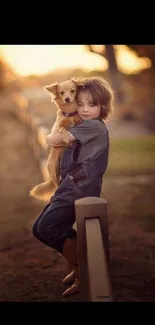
51, 122, 58, 135
46, 126, 75, 147
46, 133, 73, 148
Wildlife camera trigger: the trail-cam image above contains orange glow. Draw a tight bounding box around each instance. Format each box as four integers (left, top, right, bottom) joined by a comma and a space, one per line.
0, 45, 151, 77
0, 45, 107, 76
116, 45, 151, 74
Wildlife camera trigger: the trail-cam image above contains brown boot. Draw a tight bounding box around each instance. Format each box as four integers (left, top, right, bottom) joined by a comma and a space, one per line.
62, 241, 75, 286
62, 270, 76, 286
62, 237, 80, 297
61, 266, 80, 297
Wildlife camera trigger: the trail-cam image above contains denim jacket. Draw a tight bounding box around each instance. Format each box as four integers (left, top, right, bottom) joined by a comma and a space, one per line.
52, 119, 109, 207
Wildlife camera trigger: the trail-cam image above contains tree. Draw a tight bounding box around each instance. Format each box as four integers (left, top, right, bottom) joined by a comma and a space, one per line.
0, 60, 5, 90
127, 45, 155, 71
86, 45, 124, 103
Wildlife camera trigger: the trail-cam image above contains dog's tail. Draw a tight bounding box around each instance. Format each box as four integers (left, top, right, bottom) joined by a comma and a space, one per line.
30, 178, 58, 202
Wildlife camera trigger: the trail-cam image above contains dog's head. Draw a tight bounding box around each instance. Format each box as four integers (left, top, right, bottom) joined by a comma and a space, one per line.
45, 79, 77, 105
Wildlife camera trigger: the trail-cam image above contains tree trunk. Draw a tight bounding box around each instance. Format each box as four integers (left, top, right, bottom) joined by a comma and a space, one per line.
86, 45, 124, 104
105, 45, 118, 74
105, 45, 123, 103
0, 61, 5, 90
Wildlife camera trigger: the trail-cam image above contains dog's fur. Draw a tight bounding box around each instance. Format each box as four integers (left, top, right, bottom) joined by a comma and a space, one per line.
30, 78, 81, 202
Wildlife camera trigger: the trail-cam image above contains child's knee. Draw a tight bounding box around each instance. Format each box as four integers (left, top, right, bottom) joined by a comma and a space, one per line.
32, 221, 40, 239
36, 218, 57, 243
32, 205, 75, 247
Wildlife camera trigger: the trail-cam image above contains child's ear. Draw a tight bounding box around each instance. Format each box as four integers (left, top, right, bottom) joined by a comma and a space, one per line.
44, 82, 58, 95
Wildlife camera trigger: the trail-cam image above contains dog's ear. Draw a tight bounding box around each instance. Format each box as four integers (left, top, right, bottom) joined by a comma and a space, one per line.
44, 82, 58, 95
71, 78, 77, 87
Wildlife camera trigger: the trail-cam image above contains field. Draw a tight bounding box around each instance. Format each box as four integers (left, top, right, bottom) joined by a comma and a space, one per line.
0, 97, 155, 302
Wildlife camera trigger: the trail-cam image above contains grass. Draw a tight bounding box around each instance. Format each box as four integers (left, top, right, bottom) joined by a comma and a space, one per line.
103, 135, 155, 233
106, 135, 155, 176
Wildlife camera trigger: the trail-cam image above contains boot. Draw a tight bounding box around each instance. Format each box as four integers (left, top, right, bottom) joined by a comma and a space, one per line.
62, 245, 74, 286
62, 237, 80, 297
62, 267, 80, 297
62, 270, 75, 286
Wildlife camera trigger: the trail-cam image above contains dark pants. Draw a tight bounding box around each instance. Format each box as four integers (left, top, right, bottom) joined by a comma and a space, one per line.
32, 199, 77, 254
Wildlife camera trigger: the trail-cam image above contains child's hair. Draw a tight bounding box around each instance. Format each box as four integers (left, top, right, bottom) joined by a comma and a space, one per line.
75, 76, 114, 121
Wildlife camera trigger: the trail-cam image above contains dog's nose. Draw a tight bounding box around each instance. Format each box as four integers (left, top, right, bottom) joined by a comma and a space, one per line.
65, 97, 70, 103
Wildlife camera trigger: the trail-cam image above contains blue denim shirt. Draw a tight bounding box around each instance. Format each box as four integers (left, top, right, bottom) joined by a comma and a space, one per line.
52, 119, 109, 207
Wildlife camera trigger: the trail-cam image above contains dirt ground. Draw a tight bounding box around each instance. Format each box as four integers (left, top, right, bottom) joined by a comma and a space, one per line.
0, 101, 69, 302
0, 97, 155, 302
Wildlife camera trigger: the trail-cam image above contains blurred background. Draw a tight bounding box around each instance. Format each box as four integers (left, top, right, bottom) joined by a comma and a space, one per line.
0, 44, 155, 302
1, 44, 155, 129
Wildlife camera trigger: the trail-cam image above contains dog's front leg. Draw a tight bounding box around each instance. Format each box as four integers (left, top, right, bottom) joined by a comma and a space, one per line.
58, 126, 70, 143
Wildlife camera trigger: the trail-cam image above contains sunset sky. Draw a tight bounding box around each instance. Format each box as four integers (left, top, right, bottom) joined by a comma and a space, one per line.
0, 45, 151, 76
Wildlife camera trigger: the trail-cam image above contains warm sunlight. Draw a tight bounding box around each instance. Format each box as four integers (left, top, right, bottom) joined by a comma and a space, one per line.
116, 45, 151, 74
0, 45, 107, 76
0, 45, 151, 77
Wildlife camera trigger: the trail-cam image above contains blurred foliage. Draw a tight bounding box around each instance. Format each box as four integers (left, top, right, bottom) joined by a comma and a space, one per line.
0, 60, 5, 90
127, 45, 155, 70
87, 45, 124, 102
1, 45, 155, 131
86, 45, 155, 131
117, 69, 155, 131
125, 46, 155, 130
0, 58, 21, 93
107, 135, 155, 176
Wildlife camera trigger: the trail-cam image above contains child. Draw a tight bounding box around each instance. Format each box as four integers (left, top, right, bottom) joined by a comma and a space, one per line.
32, 76, 114, 298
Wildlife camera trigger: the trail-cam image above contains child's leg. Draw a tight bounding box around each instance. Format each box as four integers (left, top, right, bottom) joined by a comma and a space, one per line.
32, 201, 55, 248
32, 201, 76, 253
32, 199, 79, 297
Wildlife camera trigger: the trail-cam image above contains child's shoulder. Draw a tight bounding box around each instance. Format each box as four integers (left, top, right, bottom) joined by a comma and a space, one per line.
81, 118, 106, 128
83, 118, 107, 133
82, 118, 103, 124
69, 118, 107, 145
71, 118, 107, 136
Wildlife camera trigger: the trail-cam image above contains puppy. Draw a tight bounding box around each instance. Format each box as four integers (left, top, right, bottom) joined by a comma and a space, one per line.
30, 78, 81, 202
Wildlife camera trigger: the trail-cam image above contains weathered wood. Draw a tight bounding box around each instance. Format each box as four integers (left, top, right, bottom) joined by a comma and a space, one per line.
12, 93, 28, 122
13, 97, 50, 181
36, 126, 49, 151
30, 118, 49, 160
75, 197, 113, 301
86, 218, 112, 301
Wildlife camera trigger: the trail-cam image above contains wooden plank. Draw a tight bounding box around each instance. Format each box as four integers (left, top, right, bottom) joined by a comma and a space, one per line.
36, 126, 49, 151
75, 197, 113, 301
86, 218, 112, 301
11, 93, 28, 122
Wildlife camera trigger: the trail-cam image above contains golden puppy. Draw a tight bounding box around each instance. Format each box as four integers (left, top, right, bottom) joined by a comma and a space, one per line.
30, 78, 81, 202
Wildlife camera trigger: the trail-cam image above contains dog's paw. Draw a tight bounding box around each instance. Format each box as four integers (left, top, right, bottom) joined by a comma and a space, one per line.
59, 127, 70, 143
62, 132, 70, 143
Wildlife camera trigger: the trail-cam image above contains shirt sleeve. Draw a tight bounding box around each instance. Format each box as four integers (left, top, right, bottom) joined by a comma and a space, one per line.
68, 119, 103, 144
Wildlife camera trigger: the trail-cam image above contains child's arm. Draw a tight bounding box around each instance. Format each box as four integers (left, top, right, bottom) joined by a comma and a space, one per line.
46, 123, 75, 147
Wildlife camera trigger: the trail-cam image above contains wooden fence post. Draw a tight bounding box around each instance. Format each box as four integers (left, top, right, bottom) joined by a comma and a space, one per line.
75, 196, 113, 302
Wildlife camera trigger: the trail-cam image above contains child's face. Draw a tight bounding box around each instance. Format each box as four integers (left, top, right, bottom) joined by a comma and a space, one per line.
76, 91, 101, 120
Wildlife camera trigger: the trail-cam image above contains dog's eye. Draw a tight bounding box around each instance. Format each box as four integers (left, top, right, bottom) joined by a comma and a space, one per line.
71, 89, 75, 93
60, 91, 64, 95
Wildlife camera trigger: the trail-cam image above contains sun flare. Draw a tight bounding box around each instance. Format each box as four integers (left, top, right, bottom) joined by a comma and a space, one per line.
0, 45, 151, 77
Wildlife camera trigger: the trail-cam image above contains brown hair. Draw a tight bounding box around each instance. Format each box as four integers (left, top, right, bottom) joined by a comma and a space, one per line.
75, 76, 114, 121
